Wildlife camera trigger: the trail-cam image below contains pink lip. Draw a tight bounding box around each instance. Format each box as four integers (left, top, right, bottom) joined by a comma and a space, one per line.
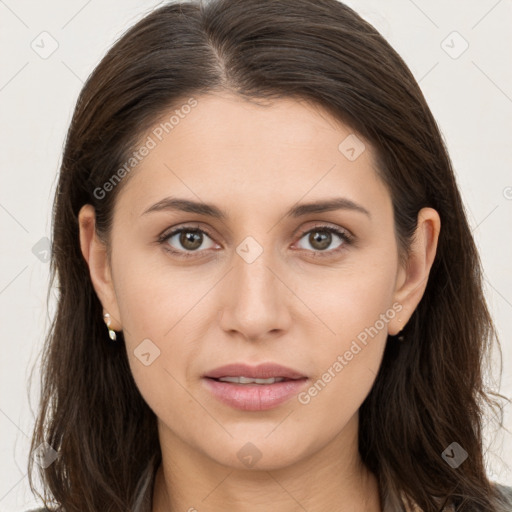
202, 363, 308, 411
202, 378, 308, 411
204, 363, 306, 380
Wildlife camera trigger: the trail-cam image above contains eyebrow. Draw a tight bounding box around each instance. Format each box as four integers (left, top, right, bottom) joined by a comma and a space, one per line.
141, 196, 371, 219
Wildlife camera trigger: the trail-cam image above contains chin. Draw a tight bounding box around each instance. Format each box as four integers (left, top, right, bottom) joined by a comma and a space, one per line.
205, 436, 312, 472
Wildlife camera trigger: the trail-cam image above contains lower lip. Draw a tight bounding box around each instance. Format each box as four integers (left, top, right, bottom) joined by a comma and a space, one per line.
202, 377, 308, 411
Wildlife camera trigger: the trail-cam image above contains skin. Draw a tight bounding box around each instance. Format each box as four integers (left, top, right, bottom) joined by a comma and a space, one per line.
79, 91, 440, 512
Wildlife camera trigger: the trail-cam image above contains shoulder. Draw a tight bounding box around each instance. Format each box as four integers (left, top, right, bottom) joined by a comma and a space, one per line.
23, 484, 512, 512
24, 508, 60, 512
494, 483, 512, 505
496, 482, 512, 491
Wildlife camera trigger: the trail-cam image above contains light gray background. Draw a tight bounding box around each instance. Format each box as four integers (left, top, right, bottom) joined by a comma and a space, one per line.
0, 0, 511, 510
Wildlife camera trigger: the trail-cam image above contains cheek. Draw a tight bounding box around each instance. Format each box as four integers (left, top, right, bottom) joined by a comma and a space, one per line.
296, 289, 391, 437
297, 253, 396, 410
306, 252, 397, 343
111, 243, 207, 340
308, 283, 391, 397
110, 249, 210, 411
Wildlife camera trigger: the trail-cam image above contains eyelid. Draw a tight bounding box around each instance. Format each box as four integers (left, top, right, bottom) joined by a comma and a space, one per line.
294, 221, 354, 240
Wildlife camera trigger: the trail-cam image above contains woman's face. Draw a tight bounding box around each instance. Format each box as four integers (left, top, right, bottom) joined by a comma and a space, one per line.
81, 91, 438, 471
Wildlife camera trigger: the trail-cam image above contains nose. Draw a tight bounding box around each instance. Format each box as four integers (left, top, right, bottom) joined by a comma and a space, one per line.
217, 244, 292, 342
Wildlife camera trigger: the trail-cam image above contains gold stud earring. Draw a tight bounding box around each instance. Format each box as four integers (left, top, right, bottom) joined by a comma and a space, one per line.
103, 313, 117, 341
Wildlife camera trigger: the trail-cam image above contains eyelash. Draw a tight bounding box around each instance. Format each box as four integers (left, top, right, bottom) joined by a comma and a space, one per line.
157, 224, 354, 260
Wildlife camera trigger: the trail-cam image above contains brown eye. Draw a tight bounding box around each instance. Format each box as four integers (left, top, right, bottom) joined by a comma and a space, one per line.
307, 230, 334, 251
160, 227, 217, 256
295, 225, 352, 255
178, 230, 203, 251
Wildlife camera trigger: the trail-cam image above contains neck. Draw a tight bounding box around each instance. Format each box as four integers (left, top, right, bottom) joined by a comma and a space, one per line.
151, 413, 382, 512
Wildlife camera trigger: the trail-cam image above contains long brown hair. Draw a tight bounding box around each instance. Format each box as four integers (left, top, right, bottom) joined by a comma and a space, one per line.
28, 0, 510, 510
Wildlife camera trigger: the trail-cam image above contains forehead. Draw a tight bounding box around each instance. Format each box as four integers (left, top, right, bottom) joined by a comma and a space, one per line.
114, 92, 388, 219
156, 92, 354, 156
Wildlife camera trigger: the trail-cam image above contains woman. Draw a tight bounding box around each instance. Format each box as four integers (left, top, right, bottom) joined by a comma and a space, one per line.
27, 0, 512, 510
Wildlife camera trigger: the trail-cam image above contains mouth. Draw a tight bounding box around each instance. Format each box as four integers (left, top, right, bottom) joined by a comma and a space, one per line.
203, 362, 307, 381
202, 363, 308, 411
209, 376, 293, 384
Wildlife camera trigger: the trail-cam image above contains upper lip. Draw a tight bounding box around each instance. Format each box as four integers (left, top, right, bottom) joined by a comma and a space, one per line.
203, 363, 307, 380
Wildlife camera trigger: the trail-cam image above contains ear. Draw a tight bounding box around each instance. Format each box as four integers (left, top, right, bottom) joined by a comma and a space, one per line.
78, 204, 122, 331
388, 207, 441, 335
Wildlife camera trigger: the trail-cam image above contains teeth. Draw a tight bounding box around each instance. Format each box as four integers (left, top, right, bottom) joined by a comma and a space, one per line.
217, 376, 286, 384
